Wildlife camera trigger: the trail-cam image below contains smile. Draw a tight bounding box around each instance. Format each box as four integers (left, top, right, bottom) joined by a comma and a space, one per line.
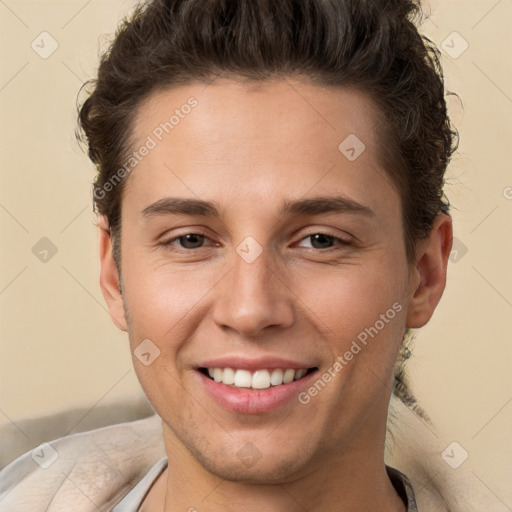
200, 367, 317, 389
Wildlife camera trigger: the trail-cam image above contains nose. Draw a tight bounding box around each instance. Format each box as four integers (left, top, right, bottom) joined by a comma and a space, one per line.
212, 245, 294, 338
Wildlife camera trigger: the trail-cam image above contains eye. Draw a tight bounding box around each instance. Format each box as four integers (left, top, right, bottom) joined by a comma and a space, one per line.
162, 233, 213, 250
295, 232, 351, 250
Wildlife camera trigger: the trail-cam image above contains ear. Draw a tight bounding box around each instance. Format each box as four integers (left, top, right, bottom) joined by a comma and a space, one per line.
406, 213, 453, 328
97, 215, 128, 332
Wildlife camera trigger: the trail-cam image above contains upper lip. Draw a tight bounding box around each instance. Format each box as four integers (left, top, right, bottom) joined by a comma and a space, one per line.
197, 356, 318, 371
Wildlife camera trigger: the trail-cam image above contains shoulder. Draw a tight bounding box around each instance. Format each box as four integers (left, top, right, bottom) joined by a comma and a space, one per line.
0, 414, 165, 512
386, 396, 504, 512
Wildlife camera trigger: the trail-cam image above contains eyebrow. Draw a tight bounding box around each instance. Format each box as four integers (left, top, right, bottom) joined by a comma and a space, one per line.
141, 195, 375, 219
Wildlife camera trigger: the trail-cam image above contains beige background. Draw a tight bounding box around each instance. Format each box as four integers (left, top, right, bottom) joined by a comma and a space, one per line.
0, 0, 511, 504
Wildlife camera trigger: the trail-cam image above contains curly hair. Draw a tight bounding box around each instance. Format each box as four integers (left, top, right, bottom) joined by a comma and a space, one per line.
76, 0, 459, 419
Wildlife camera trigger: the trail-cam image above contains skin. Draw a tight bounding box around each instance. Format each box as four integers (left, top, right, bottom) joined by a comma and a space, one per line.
98, 78, 452, 512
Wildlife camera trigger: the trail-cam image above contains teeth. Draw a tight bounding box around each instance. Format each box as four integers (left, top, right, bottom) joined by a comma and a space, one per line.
283, 368, 295, 383
204, 367, 310, 389
233, 369, 252, 388
294, 368, 307, 380
222, 367, 235, 385
252, 370, 271, 389
270, 368, 284, 385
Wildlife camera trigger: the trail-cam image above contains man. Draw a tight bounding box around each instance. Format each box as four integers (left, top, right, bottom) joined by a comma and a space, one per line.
0, 0, 488, 510
99, 76, 450, 512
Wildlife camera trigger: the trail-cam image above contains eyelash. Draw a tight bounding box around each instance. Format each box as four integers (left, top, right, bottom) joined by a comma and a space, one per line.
160, 231, 352, 252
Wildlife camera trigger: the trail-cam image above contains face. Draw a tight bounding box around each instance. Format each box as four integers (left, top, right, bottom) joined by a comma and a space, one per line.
99, 78, 450, 483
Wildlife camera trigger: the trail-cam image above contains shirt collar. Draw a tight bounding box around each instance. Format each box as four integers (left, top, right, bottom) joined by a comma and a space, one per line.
112, 459, 418, 512
386, 464, 418, 511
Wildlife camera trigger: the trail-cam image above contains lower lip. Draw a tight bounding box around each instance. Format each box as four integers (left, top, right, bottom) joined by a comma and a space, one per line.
197, 370, 317, 414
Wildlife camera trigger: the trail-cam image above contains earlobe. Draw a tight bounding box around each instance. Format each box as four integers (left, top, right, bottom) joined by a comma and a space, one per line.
405, 213, 453, 329
97, 215, 128, 332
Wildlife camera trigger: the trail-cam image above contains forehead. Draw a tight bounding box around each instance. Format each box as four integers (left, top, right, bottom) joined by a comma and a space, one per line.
133, 77, 381, 153
123, 78, 398, 217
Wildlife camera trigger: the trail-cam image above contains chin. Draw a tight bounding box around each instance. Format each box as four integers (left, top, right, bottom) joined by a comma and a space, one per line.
193, 445, 313, 484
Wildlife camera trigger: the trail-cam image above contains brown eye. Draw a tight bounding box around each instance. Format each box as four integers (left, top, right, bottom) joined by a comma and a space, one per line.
296, 232, 351, 250
308, 233, 336, 249
164, 233, 208, 250
179, 234, 205, 249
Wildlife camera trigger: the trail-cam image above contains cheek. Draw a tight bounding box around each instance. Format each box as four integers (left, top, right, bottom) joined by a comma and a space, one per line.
123, 264, 198, 406
122, 250, 213, 323
292, 257, 408, 339
292, 263, 408, 407
121, 256, 221, 377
